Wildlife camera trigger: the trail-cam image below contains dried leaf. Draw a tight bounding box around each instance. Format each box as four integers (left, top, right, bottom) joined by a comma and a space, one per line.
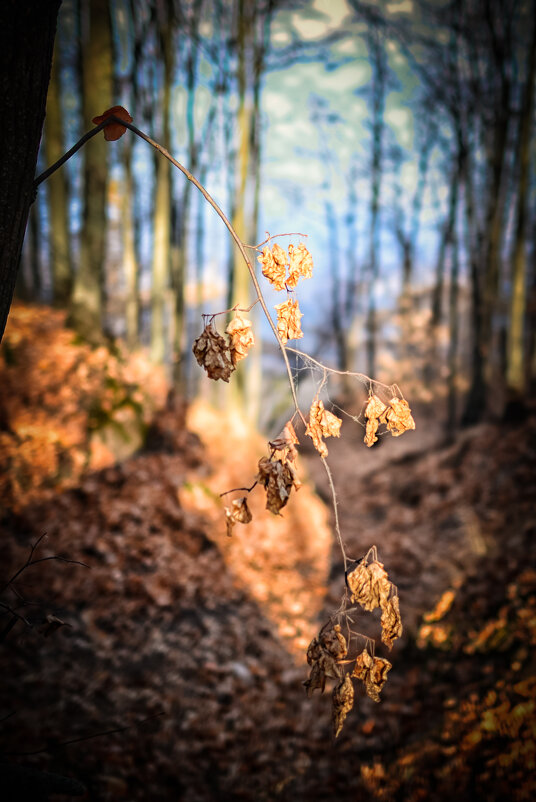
269, 421, 299, 453
381, 594, 403, 649
224, 496, 252, 537
256, 456, 295, 514
351, 647, 374, 682
306, 399, 342, 457
192, 324, 234, 382
320, 624, 348, 660
303, 659, 327, 696
287, 242, 314, 289
347, 559, 390, 611
275, 299, 304, 344
258, 244, 287, 291
363, 394, 388, 447
332, 674, 354, 737
306, 636, 324, 666
352, 648, 392, 702
226, 316, 255, 366
92, 105, 133, 141
384, 397, 416, 437
39, 614, 70, 637
365, 656, 392, 702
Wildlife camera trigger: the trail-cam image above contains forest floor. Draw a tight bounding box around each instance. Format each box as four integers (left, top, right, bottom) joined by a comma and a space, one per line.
0, 304, 535, 802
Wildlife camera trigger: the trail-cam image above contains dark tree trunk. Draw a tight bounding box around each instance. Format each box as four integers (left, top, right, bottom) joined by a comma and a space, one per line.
0, 0, 61, 343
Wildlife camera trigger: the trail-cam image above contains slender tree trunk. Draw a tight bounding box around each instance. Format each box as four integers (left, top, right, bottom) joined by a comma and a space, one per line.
506, 9, 536, 397
366, 28, 386, 380
45, 44, 72, 306
122, 137, 139, 349
150, 5, 173, 365
69, 0, 113, 343
447, 229, 460, 436
0, 0, 60, 343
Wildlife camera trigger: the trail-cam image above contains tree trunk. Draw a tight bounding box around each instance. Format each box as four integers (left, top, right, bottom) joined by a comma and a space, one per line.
506, 9, 536, 397
0, 0, 60, 344
122, 137, 139, 349
45, 43, 72, 306
150, 3, 173, 365
69, 0, 113, 343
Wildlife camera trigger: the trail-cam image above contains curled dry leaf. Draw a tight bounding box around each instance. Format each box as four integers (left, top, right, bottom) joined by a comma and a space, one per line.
269, 420, 299, 454
320, 624, 348, 660
381, 594, 403, 649
306, 399, 342, 458
192, 324, 234, 382
275, 299, 303, 344
351, 649, 391, 703
307, 636, 323, 666
256, 456, 299, 515
332, 674, 354, 738
224, 496, 252, 537
363, 394, 415, 446
287, 242, 314, 289
347, 559, 390, 611
384, 397, 416, 437
258, 244, 287, 291
303, 652, 343, 697
363, 394, 388, 447
92, 105, 133, 141
226, 316, 255, 366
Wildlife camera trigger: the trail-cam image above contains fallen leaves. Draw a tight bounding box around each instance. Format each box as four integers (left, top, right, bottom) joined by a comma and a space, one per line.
363, 394, 415, 447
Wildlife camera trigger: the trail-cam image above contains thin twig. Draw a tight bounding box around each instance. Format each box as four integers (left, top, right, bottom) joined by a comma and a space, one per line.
2, 712, 165, 757
220, 481, 258, 497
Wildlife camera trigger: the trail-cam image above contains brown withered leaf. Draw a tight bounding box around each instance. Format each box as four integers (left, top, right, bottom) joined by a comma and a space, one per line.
192, 324, 234, 382
258, 244, 287, 291
351, 647, 374, 682
224, 496, 252, 537
306, 399, 342, 457
269, 420, 299, 452
226, 316, 255, 366
320, 624, 348, 660
351, 650, 391, 702
384, 397, 416, 437
381, 594, 403, 649
275, 299, 304, 344
368, 560, 391, 610
365, 656, 392, 702
303, 659, 327, 696
256, 456, 295, 514
346, 561, 372, 607
287, 242, 314, 289
363, 394, 388, 447
332, 674, 354, 738
347, 559, 390, 611
306, 636, 324, 666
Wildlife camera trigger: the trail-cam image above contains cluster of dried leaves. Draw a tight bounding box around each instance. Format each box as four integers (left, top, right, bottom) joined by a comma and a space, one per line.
363, 394, 415, 447
258, 242, 314, 344
258, 242, 313, 291
223, 421, 302, 533
304, 551, 402, 737
192, 316, 254, 382
346, 555, 403, 649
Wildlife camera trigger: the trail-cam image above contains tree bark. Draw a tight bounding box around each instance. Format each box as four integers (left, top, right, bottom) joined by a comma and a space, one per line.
69, 0, 113, 342
45, 42, 73, 306
0, 0, 60, 344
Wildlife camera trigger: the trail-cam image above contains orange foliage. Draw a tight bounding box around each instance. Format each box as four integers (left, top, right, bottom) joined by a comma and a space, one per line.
0, 304, 167, 510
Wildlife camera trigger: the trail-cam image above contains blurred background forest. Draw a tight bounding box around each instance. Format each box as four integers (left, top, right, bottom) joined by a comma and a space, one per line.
1, 0, 536, 800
